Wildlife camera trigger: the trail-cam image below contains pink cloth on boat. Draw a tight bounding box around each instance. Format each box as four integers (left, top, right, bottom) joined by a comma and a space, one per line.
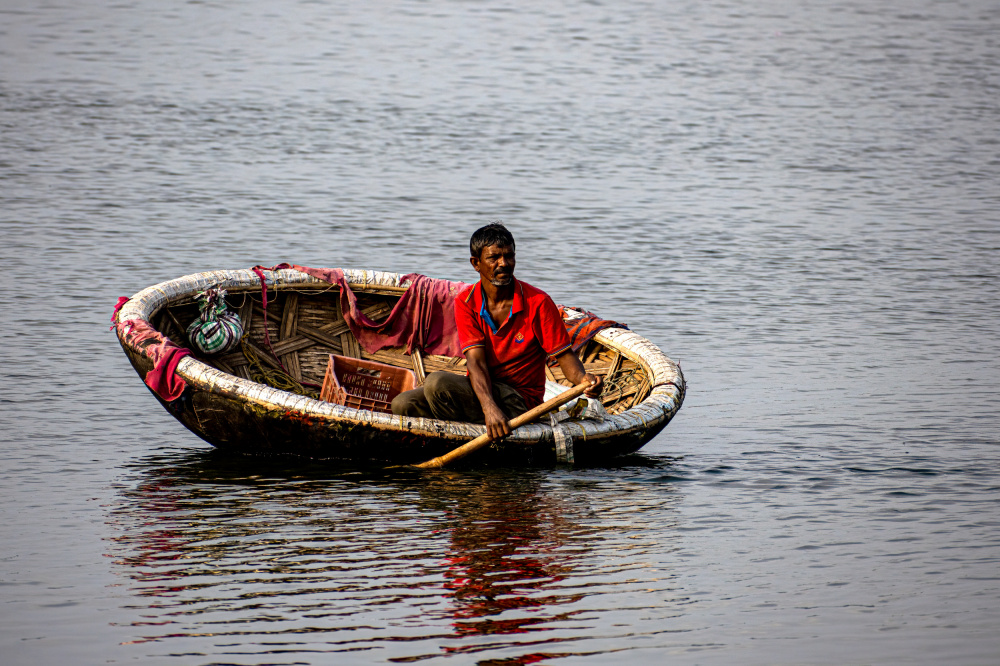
115, 317, 164, 348
114, 315, 191, 402
143, 342, 191, 401
110, 296, 130, 330
290, 265, 469, 357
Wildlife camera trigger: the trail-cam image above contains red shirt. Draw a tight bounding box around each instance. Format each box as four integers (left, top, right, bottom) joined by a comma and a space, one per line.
455, 279, 572, 408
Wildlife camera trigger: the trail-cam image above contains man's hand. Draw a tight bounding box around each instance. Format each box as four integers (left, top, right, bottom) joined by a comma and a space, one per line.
556, 351, 604, 399
582, 372, 603, 398
466, 346, 512, 440
483, 401, 512, 441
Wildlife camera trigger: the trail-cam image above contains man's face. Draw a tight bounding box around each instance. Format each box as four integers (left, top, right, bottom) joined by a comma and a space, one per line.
472, 244, 516, 287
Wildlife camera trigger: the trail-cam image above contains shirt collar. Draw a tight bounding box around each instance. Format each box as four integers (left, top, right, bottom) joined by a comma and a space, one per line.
473, 279, 524, 334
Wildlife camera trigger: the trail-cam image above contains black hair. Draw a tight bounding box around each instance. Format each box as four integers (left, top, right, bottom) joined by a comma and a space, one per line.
470, 222, 515, 258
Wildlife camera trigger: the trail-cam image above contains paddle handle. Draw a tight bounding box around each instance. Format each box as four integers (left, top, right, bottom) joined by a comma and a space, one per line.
413, 382, 591, 469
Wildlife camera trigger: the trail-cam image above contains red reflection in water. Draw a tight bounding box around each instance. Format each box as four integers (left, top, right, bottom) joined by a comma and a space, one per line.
439, 481, 583, 639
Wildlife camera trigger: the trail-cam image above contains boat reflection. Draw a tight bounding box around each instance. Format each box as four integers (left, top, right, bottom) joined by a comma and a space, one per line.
107, 448, 678, 661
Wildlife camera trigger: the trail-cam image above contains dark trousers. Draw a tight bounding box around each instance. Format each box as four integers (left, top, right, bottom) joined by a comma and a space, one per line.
391, 371, 528, 423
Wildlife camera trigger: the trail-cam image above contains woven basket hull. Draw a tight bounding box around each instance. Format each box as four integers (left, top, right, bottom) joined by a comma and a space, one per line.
115, 268, 685, 465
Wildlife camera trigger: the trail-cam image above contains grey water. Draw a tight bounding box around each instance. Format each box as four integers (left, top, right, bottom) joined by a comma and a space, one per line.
1, 0, 998, 663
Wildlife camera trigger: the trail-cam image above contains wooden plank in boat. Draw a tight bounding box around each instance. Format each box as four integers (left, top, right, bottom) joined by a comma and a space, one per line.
279, 293, 302, 381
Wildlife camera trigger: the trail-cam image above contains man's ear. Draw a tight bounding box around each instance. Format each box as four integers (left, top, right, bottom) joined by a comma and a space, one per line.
470, 255, 480, 271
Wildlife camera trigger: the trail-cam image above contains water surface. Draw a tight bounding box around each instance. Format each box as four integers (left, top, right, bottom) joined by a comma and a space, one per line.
1, 0, 998, 663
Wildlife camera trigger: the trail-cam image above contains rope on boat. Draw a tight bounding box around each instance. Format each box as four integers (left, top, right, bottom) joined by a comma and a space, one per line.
240, 335, 319, 400
602, 365, 637, 404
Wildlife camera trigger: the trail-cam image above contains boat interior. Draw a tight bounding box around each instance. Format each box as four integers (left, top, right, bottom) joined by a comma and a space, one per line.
153, 283, 652, 416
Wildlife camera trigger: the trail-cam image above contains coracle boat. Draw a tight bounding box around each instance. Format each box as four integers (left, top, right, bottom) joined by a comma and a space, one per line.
113, 266, 685, 465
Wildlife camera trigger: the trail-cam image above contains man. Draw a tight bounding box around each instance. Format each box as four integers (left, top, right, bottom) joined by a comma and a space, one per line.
392, 223, 602, 440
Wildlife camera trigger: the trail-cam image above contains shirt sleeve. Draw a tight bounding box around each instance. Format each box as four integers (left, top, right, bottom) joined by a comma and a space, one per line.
535, 293, 573, 357
455, 291, 486, 355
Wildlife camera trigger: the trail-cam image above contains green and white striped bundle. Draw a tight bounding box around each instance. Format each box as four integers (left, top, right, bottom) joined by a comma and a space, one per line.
186, 288, 243, 355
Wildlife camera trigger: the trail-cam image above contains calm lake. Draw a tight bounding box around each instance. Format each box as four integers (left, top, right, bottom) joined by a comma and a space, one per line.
1, 0, 998, 663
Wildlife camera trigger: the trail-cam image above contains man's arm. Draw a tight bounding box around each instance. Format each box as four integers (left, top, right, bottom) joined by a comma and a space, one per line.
465, 346, 512, 441
555, 350, 603, 398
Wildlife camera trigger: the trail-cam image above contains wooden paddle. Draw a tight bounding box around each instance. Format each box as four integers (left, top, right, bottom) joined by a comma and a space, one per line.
412, 382, 591, 469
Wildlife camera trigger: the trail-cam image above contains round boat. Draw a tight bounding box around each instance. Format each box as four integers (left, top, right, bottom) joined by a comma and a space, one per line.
113, 267, 685, 465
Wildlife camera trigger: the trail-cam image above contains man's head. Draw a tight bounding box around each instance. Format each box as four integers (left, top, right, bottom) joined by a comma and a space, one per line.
470, 222, 516, 288
470, 222, 515, 259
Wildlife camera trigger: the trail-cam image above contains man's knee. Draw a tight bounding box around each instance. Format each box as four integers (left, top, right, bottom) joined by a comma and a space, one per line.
422, 371, 447, 395
392, 374, 467, 418
422, 372, 482, 422
392, 387, 427, 416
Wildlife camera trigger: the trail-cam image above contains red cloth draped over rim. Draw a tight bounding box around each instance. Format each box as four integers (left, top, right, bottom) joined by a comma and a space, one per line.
290, 265, 469, 357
